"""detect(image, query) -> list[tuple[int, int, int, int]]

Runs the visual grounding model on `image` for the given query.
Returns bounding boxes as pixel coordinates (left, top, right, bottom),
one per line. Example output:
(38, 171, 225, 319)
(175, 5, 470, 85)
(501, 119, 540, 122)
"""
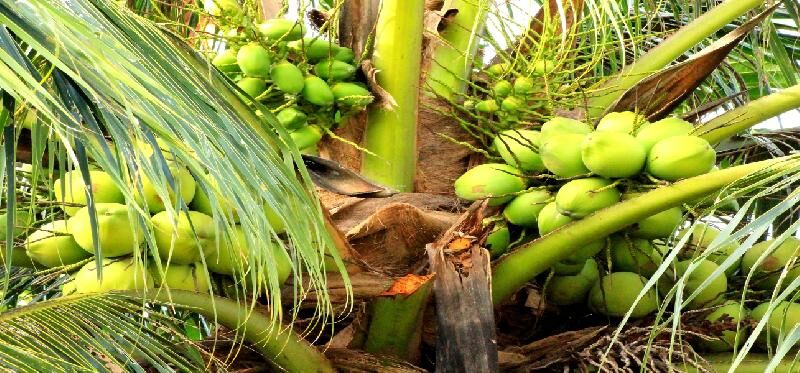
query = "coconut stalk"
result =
(360, 0, 424, 192)
(129, 290, 336, 372)
(587, 0, 764, 119)
(424, 0, 489, 100)
(695, 83, 800, 145)
(491, 157, 795, 304)
(363, 275, 434, 361)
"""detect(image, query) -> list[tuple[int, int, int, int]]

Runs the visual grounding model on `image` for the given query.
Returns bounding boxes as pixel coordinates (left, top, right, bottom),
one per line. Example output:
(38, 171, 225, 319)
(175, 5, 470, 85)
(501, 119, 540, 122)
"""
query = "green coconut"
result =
(68, 203, 144, 258)
(595, 111, 648, 134)
(647, 135, 715, 181)
(555, 178, 620, 218)
(331, 82, 373, 107)
(54, 170, 125, 216)
(513, 77, 535, 95)
(492, 129, 545, 172)
(206, 0, 242, 21)
(537, 201, 573, 235)
(287, 38, 340, 62)
(588, 272, 659, 318)
(751, 302, 800, 349)
(540, 133, 590, 177)
(634, 117, 694, 153)
(290, 126, 323, 150)
(503, 189, 551, 227)
(673, 259, 727, 310)
(493, 80, 513, 97)
(276, 107, 308, 130)
(270, 61, 306, 94)
(151, 262, 211, 293)
(73, 257, 153, 294)
(236, 44, 271, 78)
(454, 163, 527, 206)
(237, 77, 267, 98)
(540, 117, 592, 143)
(486, 63, 508, 77)
(630, 208, 683, 239)
(0, 209, 34, 241)
(700, 301, 749, 352)
(530, 60, 555, 75)
(302, 76, 335, 106)
(475, 99, 499, 113)
(206, 226, 291, 285)
(609, 236, 662, 277)
(500, 97, 523, 113)
(334, 47, 355, 63)
(581, 131, 646, 178)
(211, 48, 240, 74)
(485, 222, 511, 258)
(257, 19, 303, 41)
(546, 258, 600, 306)
(313, 59, 356, 81)
(679, 223, 740, 276)
(134, 164, 196, 213)
(190, 178, 238, 223)
(741, 238, 800, 290)
(151, 211, 216, 265)
(26, 220, 92, 268)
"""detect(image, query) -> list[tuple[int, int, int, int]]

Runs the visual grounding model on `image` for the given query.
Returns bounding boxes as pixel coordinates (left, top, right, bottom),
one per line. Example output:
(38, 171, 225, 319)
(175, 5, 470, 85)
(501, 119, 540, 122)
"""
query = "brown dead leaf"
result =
(604, 5, 779, 121)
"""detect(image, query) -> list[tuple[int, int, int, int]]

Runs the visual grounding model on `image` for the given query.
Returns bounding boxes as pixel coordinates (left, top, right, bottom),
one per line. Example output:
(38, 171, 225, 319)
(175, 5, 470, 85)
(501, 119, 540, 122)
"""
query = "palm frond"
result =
(0, 0, 349, 327)
(0, 292, 213, 371)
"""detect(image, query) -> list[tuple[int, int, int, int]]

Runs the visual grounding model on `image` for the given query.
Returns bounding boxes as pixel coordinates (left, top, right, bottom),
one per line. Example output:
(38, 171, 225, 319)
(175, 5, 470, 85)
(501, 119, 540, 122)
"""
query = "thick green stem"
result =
(425, 0, 488, 100)
(361, 0, 424, 192)
(364, 277, 433, 360)
(696, 83, 800, 144)
(587, 0, 764, 118)
(491, 158, 791, 304)
(136, 290, 335, 373)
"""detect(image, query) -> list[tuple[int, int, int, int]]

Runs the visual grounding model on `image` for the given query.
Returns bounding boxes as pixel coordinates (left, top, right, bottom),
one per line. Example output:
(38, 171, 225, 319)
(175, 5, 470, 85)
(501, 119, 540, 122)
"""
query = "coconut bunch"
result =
(453, 111, 800, 353)
(462, 59, 557, 130)
(20, 151, 291, 296)
(209, 16, 374, 155)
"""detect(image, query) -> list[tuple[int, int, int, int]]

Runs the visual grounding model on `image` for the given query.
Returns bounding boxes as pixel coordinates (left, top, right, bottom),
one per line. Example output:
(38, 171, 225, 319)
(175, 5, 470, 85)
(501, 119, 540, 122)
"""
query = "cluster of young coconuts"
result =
(210, 17, 373, 154)
(454, 111, 800, 352)
(20, 147, 291, 295)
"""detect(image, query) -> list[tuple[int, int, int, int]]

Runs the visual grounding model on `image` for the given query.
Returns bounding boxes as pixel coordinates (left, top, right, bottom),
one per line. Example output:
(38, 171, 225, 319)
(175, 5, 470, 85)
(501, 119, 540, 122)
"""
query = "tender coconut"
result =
(699, 301, 749, 352)
(546, 259, 599, 306)
(581, 131, 646, 178)
(206, 226, 291, 285)
(537, 201, 573, 235)
(151, 211, 216, 265)
(492, 130, 546, 172)
(634, 117, 693, 153)
(741, 237, 800, 290)
(26, 219, 92, 268)
(540, 133, 590, 177)
(236, 43, 271, 78)
(646, 135, 715, 181)
(609, 236, 662, 277)
(678, 223, 740, 276)
(54, 170, 125, 216)
(134, 163, 196, 213)
(485, 223, 511, 258)
(623, 193, 683, 239)
(150, 262, 211, 293)
(454, 164, 527, 206)
(68, 203, 144, 258)
(74, 257, 153, 294)
(502, 189, 551, 227)
(751, 302, 800, 348)
(595, 111, 649, 134)
(555, 178, 620, 218)
(672, 259, 727, 310)
(588, 272, 659, 318)
(539, 117, 592, 144)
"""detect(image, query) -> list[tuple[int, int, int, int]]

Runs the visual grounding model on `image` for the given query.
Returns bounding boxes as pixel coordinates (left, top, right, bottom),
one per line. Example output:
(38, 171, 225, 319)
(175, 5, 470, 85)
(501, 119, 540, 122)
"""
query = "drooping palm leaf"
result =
(0, 0, 349, 329)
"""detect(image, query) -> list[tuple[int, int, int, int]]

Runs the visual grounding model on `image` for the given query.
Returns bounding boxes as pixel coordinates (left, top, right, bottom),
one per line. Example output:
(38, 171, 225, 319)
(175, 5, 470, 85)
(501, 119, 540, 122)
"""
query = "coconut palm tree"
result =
(1, 0, 800, 371)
